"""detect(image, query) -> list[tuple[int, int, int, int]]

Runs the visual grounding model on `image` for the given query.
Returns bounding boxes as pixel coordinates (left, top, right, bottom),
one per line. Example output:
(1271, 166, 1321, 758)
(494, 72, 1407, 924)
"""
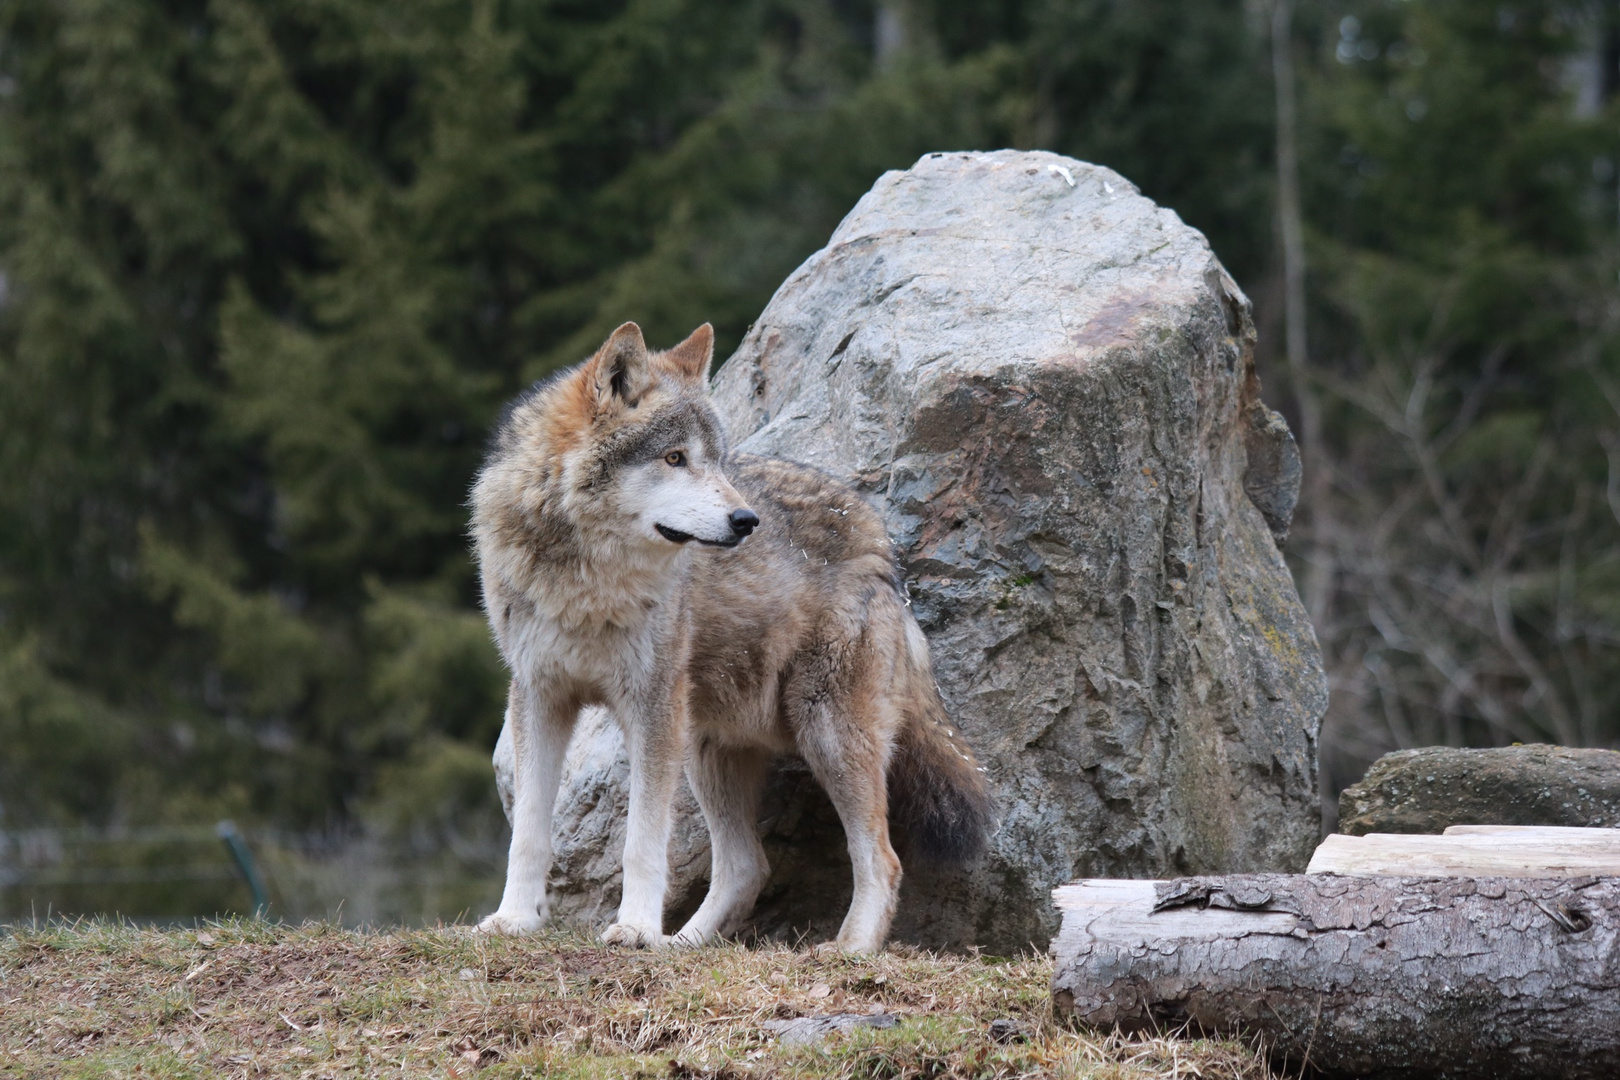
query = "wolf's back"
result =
(887, 621, 994, 863)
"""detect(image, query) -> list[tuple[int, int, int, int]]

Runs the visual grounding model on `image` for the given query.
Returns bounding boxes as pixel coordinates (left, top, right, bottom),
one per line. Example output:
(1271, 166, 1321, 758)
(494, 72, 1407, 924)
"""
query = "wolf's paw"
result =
(477, 910, 546, 936)
(600, 921, 666, 949)
(667, 925, 716, 949)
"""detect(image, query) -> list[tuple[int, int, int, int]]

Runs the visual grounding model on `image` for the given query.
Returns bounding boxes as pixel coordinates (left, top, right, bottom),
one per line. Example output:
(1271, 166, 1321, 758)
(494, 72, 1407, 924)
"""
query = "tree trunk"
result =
(1051, 875, 1620, 1079)
(1270, 0, 1332, 629)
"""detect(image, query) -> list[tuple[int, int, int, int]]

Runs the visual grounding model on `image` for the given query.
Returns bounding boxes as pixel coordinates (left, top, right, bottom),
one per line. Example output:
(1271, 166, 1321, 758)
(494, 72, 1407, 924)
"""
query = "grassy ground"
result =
(1, 920, 1272, 1079)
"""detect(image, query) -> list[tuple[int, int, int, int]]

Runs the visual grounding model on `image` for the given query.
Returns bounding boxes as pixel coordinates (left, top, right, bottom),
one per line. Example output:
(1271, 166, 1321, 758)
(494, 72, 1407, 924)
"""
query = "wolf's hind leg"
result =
(795, 693, 903, 953)
(671, 740, 772, 946)
(480, 681, 575, 936)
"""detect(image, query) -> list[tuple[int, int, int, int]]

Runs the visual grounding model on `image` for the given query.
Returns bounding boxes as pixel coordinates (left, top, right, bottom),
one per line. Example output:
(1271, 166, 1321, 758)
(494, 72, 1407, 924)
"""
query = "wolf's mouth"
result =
(656, 524, 741, 548)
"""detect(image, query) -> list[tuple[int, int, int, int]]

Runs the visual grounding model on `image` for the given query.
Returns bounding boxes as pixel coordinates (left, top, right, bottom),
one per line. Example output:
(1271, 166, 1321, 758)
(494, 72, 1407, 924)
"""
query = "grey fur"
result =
(583, 404, 725, 491)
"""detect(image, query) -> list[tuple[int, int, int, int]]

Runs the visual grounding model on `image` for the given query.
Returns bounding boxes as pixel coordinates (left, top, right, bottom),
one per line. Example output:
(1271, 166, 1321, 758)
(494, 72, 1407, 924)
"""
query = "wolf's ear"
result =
(590, 322, 651, 408)
(663, 323, 714, 382)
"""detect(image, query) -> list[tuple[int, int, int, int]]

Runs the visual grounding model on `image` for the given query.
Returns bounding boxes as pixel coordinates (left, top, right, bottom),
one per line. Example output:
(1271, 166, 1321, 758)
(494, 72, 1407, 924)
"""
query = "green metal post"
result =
(216, 820, 270, 918)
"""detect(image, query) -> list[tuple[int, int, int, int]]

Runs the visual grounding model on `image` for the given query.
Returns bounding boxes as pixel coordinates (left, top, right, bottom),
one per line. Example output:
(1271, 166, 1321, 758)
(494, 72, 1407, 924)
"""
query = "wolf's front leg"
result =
(480, 681, 575, 935)
(601, 695, 686, 948)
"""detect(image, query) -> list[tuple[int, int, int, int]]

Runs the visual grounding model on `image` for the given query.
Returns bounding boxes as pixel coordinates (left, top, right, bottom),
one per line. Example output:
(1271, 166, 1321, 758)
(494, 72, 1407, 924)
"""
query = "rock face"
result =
(1338, 745, 1620, 836)
(541, 150, 1326, 953)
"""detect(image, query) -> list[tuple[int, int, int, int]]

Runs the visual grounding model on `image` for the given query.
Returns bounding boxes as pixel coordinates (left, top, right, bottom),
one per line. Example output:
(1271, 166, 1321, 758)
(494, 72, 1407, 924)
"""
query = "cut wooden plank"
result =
(1443, 824, 1620, 838)
(1306, 829, 1620, 877)
(1051, 874, 1620, 1080)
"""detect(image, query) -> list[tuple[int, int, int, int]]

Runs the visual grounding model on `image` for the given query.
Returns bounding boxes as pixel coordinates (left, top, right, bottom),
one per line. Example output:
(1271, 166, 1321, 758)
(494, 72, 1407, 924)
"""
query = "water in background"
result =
(0, 823, 504, 927)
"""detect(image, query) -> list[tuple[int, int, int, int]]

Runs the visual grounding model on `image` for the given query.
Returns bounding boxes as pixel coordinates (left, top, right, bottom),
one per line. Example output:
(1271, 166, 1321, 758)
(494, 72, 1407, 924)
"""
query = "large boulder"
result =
(543, 150, 1326, 952)
(1338, 745, 1620, 835)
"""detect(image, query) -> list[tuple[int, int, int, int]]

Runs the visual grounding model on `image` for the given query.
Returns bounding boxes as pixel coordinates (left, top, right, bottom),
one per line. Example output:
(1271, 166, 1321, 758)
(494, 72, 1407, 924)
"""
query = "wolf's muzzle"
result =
(654, 510, 758, 548)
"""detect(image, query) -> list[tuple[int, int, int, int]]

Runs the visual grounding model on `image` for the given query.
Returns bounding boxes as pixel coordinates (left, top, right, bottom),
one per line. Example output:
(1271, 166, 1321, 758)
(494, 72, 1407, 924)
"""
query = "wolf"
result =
(471, 320, 991, 952)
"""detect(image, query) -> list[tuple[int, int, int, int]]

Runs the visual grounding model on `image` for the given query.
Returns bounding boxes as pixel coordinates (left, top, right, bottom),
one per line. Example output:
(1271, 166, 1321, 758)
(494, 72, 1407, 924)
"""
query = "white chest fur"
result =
(485, 539, 686, 704)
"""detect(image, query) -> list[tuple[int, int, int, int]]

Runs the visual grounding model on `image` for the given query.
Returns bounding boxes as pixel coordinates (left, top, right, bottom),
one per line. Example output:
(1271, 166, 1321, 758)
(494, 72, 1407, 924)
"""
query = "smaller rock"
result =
(988, 1018, 1029, 1044)
(1243, 402, 1303, 545)
(1339, 745, 1620, 835)
(762, 1013, 899, 1046)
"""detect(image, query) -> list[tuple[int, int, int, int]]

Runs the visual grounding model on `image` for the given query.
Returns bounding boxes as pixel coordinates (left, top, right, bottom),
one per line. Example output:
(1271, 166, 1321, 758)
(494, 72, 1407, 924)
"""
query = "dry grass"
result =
(0, 920, 1272, 1079)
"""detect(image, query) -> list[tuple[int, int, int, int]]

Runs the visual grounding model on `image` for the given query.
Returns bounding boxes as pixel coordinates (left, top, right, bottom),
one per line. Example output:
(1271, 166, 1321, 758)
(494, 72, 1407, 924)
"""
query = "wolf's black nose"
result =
(729, 508, 759, 537)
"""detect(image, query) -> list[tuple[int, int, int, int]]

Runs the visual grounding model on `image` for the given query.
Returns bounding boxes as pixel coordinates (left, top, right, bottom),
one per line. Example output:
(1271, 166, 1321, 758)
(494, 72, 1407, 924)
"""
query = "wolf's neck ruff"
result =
(495, 531, 686, 632)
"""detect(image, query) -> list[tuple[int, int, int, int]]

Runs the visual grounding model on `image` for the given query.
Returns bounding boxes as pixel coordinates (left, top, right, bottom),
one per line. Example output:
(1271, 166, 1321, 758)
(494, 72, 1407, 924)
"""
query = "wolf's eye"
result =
(664, 450, 687, 467)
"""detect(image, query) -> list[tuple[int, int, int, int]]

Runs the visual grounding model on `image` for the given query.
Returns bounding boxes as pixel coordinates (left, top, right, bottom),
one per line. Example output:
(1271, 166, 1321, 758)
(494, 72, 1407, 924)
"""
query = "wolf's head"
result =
(577, 322, 756, 549)
(478, 322, 756, 560)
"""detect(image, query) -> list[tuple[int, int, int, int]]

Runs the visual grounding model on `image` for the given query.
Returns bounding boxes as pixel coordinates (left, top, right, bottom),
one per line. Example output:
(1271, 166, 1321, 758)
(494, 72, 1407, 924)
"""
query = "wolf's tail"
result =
(887, 621, 994, 863)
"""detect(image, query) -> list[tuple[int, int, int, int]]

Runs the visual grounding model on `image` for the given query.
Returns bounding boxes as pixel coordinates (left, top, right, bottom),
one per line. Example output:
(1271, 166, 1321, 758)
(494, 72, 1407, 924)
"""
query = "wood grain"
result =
(1305, 828, 1620, 877)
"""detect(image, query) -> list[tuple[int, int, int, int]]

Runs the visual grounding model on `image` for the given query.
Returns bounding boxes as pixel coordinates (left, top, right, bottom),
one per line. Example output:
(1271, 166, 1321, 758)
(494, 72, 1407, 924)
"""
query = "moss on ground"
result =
(1, 920, 1270, 1079)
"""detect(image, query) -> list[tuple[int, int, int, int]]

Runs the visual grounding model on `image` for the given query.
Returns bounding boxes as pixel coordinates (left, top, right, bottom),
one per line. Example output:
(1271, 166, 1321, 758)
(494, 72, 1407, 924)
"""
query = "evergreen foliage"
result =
(2, 0, 1616, 915)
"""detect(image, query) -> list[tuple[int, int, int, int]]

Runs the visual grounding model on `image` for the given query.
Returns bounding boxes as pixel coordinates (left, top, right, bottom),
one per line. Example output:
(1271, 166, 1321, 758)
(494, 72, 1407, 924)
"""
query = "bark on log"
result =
(1051, 874, 1620, 1079)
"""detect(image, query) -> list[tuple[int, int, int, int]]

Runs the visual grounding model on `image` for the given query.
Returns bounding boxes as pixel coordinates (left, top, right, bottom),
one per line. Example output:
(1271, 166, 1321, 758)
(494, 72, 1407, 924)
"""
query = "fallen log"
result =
(1050, 874, 1620, 1079)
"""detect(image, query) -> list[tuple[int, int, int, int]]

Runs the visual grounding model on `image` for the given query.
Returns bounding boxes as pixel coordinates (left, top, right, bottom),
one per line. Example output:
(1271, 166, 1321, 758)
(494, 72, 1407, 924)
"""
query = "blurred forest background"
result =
(2, 0, 1618, 923)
